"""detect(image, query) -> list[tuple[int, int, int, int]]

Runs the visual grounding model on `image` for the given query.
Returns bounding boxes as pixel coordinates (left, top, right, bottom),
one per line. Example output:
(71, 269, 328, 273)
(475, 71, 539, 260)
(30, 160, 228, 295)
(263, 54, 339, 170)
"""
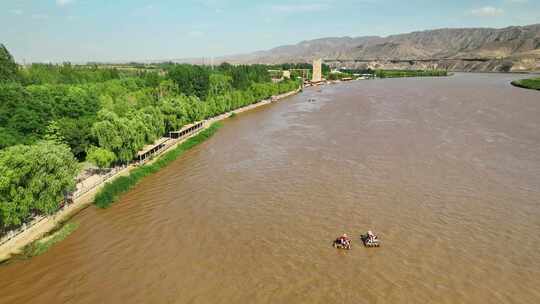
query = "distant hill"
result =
(215, 24, 540, 72)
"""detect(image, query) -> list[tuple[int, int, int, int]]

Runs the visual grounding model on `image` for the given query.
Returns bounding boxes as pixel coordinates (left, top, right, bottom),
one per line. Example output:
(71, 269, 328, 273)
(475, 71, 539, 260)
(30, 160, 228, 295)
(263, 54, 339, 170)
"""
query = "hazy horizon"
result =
(3, 0, 540, 63)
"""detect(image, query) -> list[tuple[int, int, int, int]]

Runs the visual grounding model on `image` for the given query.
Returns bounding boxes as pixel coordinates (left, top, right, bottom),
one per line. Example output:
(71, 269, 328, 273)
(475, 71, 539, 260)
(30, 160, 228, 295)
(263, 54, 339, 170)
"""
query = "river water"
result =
(1, 73, 539, 304)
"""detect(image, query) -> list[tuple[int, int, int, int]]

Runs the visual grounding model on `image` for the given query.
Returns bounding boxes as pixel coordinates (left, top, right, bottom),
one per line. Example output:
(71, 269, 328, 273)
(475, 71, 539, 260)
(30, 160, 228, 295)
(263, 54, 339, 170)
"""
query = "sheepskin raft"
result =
(360, 232, 380, 247)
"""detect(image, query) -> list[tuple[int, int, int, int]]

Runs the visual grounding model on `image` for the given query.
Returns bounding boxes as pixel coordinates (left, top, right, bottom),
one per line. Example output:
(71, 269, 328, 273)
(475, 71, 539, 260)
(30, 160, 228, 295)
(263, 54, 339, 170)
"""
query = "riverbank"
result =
(0, 87, 302, 262)
(511, 77, 540, 90)
(375, 69, 448, 78)
(94, 122, 223, 208)
(23, 222, 79, 258)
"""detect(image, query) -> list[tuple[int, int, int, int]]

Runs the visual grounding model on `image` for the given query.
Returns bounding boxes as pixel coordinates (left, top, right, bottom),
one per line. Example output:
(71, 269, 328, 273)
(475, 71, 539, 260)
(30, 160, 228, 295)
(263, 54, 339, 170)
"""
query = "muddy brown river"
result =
(1, 73, 540, 303)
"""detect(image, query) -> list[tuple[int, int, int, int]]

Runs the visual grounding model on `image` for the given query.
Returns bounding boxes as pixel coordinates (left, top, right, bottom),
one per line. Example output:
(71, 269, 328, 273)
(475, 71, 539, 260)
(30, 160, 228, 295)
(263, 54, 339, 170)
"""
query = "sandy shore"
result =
(0, 87, 301, 262)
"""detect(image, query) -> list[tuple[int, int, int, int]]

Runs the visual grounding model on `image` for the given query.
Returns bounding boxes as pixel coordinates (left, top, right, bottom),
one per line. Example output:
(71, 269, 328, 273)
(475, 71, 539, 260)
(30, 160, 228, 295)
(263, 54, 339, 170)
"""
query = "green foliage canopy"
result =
(19, 63, 121, 85)
(86, 146, 117, 169)
(375, 69, 448, 78)
(167, 64, 211, 99)
(0, 141, 79, 228)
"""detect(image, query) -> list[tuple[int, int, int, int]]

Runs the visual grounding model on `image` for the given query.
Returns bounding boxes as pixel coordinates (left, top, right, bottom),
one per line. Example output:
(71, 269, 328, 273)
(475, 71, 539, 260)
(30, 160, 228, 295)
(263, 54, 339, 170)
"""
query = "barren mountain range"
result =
(217, 24, 540, 72)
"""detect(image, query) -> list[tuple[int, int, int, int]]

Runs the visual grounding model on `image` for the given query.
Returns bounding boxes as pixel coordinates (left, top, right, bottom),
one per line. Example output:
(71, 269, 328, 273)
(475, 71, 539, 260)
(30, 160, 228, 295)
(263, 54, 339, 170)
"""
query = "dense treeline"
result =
(89, 74, 298, 165)
(327, 72, 354, 80)
(19, 63, 122, 85)
(339, 68, 375, 75)
(0, 82, 100, 150)
(0, 44, 300, 230)
(375, 69, 448, 78)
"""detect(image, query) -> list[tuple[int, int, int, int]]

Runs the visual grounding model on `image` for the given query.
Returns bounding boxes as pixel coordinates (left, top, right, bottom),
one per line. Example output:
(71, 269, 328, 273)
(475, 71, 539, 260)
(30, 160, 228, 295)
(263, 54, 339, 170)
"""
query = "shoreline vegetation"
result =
(95, 122, 222, 208)
(374, 69, 448, 78)
(22, 221, 78, 258)
(323, 68, 449, 81)
(511, 77, 540, 90)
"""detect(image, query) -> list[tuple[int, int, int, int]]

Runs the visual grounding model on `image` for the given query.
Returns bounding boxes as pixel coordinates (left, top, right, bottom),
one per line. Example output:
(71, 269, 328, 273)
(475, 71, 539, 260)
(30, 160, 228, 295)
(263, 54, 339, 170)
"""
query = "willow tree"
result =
(91, 110, 136, 163)
(0, 141, 79, 228)
(159, 97, 189, 133)
(86, 146, 116, 169)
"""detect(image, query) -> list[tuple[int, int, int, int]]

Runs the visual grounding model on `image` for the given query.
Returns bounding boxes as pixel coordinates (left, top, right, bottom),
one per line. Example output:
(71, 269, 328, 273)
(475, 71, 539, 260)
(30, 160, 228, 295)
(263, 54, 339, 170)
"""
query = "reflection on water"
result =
(1, 73, 539, 304)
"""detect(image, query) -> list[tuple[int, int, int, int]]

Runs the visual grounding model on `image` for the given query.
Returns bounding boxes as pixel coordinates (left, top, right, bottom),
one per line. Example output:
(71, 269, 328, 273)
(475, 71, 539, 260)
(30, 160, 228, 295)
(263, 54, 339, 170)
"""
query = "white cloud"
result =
(270, 3, 331, 13)
(469, 6, 504, 17)
(56, 0, 74, 7)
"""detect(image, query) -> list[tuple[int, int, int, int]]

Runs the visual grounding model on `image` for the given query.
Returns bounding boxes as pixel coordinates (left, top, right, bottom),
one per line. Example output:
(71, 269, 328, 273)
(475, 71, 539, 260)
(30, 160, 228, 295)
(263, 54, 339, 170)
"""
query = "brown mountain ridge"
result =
(219, 24, 540, 72)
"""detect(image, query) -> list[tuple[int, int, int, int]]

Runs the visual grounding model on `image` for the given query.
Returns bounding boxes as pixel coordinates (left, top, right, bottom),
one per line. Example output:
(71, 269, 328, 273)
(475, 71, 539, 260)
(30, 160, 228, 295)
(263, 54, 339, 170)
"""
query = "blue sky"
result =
(2, 0, 539, 63)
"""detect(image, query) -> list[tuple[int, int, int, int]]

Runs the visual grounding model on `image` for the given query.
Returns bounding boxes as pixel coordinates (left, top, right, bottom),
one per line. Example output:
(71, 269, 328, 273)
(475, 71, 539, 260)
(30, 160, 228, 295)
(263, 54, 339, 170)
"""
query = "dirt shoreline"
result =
(0, 87, 302, 262)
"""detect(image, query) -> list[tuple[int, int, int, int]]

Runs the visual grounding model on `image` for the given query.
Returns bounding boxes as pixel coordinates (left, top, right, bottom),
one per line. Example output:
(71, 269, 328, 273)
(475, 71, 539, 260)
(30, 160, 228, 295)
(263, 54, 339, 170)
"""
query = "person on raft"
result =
(337, 233, 350, 246)
(367, 230, 378, 242)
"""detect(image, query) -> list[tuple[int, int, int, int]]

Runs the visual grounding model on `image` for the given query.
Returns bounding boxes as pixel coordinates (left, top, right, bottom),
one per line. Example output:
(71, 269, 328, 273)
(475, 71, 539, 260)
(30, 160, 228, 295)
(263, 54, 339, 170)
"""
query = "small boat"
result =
(332, 234, 351, 250)
(332, 239, 351, 250)
(360, 231, 380, 247)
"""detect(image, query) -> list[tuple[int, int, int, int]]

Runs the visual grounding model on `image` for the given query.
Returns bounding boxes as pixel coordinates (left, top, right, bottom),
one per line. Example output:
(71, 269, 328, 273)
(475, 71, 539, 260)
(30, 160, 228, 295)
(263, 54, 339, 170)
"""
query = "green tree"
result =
(91, 110, 152, 163)
(0, 44, 19, 83)
(208, 73, 232, 97)
(44, 121, 66, 143)
(184, 95, 206, 122)
(167, 64, 210, 99)
(18, 62, 121, 85)
(56, 117, 96, 160)
(160, 96, 189, 132)
(86, 146, 116, 169)
(0, 141, 79, 228)
(158, 79, 177, 99)
(91, 110, 134, 163)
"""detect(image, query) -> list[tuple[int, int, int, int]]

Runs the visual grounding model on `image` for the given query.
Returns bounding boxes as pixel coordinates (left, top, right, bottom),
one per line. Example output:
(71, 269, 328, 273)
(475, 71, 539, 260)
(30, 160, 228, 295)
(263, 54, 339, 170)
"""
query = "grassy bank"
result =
(511, 77, 540, 90)
(94, 122, 223, 208)
(22, 222, 79, 257)
(375, 69, 448, 78)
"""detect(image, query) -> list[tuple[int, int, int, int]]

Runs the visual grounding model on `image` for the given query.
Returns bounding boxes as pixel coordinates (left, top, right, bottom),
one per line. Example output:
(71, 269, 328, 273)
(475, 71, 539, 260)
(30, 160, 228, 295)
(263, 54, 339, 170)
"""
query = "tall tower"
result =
(312, 58, 322, 82)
